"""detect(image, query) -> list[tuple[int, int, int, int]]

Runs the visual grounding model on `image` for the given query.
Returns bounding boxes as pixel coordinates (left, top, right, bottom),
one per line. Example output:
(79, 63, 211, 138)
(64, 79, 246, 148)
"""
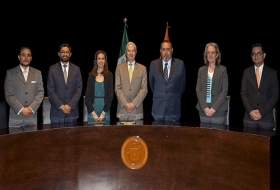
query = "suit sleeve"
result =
(259, 70, 279, 116)
(132, 67, 148, 108)
(47, 66, 63, 110)
(4, 70, 24, 113)
(180, 62, 186, 97)
(148, 62, 154, 94)
(67, 67, 83, 110)
(211, 67, 228, 111)
(115, 65, 128, 108)
(29, 70, 44, 112)
(196, 67, 208, 110)
(103, 72, 114, 112)
(240, 69, 253, 113)
(85, 73, 95, 113)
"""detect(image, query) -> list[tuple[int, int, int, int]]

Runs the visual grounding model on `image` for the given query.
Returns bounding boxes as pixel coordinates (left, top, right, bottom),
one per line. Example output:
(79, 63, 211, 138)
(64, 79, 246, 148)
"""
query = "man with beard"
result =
(4, 47, 44, 133)
(47, 43, 82, 127)
(149, 40, 186, 124)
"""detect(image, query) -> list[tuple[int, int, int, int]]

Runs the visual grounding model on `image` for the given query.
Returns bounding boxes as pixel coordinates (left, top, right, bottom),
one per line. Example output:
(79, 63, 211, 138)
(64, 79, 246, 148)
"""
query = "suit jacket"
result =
(241, 64, 279, 122)
(149, 58, 186, 121)
(85, 71, 114, 113)
(196, 64, 228, 113)
(47, 62, 82, 119)
(4, 66, 44, 126)
(115, 62, 148, 120)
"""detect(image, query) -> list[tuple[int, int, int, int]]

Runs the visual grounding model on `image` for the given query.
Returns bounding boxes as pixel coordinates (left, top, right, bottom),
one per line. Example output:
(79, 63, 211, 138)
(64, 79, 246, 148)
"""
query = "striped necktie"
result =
(164, 63, 168, 81)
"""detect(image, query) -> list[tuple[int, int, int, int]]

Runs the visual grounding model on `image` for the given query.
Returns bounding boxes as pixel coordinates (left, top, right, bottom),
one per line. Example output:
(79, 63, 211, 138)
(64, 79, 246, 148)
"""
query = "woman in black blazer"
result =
(195, 42, 228, 128)
(85, 50, 114, 124)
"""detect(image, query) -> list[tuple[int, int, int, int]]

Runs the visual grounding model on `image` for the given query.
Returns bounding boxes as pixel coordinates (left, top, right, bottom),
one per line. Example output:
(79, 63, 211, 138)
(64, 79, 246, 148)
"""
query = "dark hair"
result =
(251, 43, 264, 52)
(160, 40, 173, 49)
(19, 47, 32, 55)
(59, 43, 71, 52)
(91, 50, 109, 77)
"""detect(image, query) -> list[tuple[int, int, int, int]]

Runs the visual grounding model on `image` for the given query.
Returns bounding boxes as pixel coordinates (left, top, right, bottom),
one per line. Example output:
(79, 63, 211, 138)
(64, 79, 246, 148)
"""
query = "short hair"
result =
(160, 40, 173, 49)
(251, 43, 265, 52)
(126, 42, 137, 52)
(19, 47, 32, 55)
(91, 50, 109, 77)
(203, 42, 221, 65)
(59, 43, 71, 52)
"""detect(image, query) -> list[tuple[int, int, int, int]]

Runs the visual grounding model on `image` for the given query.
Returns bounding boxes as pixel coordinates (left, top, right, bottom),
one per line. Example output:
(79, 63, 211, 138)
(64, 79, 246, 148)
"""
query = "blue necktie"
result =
(164, 63, 168, 81)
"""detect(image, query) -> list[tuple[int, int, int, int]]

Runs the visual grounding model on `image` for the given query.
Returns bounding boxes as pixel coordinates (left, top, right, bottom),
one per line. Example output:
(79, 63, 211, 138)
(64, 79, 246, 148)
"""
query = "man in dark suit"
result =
(4, 47, 44, 133)
(149, 40, 186, 123)
(47, 43, 82, 127)
(241, 43, 279, 136)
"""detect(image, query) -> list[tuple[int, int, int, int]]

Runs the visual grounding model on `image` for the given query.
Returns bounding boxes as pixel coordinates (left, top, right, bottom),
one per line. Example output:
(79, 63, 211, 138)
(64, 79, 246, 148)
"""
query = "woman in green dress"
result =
(85, 50, 114, 125)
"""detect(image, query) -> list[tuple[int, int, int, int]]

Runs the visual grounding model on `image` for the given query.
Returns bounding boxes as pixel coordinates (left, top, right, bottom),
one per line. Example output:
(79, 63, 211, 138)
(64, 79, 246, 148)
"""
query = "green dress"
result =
(87, 81, 110, 124)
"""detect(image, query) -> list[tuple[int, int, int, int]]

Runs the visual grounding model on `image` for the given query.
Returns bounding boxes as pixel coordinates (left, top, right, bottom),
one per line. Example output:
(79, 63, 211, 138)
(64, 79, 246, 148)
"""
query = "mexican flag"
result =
(117, 21, 129, 65)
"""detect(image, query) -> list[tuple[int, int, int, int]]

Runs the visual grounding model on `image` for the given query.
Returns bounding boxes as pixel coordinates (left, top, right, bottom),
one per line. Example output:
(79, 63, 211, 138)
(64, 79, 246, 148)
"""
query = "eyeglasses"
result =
(59, 51, 70, 55)
(251, 52, 264, 57)
(161, 48, 172, 52)
(206, 51, 217, 56)
(20, 53, 32, 58)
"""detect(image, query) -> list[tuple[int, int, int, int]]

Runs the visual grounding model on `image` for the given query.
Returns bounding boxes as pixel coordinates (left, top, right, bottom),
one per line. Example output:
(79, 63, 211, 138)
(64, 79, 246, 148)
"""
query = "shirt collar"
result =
(61, 62, 69, 67)
(127, 60, 135, 66)
(19, 65, 29, 72)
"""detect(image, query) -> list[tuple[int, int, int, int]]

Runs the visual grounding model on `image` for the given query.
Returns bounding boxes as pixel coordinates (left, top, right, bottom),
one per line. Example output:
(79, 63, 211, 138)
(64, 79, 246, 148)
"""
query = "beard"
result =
(60, 56, 70, 62)
(20, 61, 30, 67)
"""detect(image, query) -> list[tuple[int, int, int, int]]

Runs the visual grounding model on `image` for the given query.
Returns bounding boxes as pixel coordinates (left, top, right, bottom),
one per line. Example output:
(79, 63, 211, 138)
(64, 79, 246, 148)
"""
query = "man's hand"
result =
(60, 105, 71, 114)
(91, 111, 99, 121)
(22, 107, 32, 117)
(125, 103, 135, 113)
(250, 110, 262, 120)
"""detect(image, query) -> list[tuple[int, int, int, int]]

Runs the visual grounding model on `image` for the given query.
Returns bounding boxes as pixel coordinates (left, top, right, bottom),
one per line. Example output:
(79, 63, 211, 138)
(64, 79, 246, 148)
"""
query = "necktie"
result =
(129, 64, 133, 82)
(63, 65, 68, 84)
(23, 69, 27, 82)
(164, 63, 168, 81)
(256, 67, 260, 88)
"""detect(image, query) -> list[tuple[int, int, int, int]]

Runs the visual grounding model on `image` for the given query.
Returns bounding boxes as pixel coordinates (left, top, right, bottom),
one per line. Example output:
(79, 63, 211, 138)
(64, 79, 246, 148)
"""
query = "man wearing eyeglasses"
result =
(47, 43, 82, 127)
(241, 43, 279, 136)
(149, 40, 186, 124)
(4, 47, 44, 133)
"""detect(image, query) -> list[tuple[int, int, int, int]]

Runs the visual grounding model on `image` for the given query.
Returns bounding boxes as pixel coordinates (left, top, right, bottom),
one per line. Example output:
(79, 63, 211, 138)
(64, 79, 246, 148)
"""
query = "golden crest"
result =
(121, 136, 148, 169)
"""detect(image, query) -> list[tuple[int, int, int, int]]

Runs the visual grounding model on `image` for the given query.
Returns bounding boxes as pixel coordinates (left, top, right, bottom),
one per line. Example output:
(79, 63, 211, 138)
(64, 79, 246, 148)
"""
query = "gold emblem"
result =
(121, 136, 148, 169)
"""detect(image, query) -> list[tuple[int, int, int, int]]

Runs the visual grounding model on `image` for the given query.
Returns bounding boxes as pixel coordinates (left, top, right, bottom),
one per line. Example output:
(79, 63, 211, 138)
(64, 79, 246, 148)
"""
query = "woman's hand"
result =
(92, 111, 99, 121)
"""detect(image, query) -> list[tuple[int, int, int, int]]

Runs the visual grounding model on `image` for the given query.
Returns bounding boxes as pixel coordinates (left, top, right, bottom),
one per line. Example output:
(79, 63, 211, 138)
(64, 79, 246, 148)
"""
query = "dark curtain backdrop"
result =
(2, 2, 279, 126)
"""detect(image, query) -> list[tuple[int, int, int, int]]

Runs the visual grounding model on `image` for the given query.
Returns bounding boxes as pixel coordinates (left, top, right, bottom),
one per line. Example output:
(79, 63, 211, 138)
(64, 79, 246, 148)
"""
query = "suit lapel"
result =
(212, 65, 219, 84)
(16, 66, 26, 83)
(158, 59, 165, 80)
(169, 58, 175, 80)
(56, 62, 66, 85)
(249, 66, 259, 89)
(122, 62, 130, 84)
(130, 63, 138, 85)
(259, 64, 268, 89)
(27, 67, 34, 83)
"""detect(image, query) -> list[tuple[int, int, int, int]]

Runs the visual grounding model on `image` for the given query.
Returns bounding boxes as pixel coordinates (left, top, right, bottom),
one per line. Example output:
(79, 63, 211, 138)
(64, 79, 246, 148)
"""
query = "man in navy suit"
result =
(47, 43, 82, 127)
(149, 40, 186, 123)
(241, 43, 279, 136)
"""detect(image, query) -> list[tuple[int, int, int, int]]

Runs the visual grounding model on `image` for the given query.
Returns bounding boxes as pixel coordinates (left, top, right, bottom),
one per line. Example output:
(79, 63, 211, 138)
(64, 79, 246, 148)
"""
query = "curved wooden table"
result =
(0, 125, 276, 189)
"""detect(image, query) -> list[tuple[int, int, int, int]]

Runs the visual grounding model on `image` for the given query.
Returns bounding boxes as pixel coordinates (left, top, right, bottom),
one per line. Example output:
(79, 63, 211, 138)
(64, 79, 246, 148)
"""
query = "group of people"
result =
(4, 41, 279, 136)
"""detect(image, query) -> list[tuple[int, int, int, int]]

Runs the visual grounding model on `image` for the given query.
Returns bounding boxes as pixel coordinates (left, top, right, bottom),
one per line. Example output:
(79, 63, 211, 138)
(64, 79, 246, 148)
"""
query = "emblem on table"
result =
(121, 136, 148, 169)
